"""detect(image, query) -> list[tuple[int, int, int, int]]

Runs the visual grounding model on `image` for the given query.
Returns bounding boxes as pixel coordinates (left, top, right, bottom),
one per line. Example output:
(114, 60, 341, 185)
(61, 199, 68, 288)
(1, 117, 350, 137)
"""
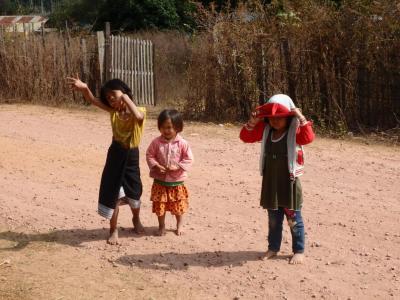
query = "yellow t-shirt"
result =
(110, 107, 146, 149)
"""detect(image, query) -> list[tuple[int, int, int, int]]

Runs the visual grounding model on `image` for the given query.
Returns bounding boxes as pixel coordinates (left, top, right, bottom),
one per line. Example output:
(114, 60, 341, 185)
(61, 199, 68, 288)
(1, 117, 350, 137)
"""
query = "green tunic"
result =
(260, 130, 303, 210)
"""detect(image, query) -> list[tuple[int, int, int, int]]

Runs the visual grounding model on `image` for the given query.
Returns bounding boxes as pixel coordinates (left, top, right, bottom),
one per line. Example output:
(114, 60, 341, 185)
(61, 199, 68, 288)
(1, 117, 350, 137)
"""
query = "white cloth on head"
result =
(267, 94, 296, 110)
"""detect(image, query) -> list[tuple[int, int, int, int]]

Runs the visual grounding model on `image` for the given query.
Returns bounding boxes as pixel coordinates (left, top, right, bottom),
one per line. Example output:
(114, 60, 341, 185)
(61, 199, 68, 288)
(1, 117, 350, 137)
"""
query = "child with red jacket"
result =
(240, 94, 314, 264)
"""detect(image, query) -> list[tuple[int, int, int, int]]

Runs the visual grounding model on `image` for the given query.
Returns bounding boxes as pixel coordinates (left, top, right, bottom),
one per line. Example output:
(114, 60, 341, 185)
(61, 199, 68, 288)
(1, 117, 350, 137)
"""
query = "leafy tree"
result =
(48, 0, 196, 32)
(0, 0, 29, 14)
(48, 0, 104, 28)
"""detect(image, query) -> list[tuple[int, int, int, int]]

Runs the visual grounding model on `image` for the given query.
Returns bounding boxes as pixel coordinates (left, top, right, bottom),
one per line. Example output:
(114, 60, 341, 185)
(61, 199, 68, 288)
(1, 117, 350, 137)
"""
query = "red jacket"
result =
(240, 121, 314, 145)
(240, 120, 315, 178)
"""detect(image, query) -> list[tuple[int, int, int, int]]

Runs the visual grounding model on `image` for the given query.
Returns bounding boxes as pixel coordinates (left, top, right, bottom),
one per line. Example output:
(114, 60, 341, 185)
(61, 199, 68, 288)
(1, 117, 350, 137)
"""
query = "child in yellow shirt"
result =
(67, 75, 146, 245)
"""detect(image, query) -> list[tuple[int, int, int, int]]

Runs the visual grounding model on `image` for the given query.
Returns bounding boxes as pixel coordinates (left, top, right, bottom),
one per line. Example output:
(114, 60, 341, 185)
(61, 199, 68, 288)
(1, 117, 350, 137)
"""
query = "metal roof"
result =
(0, 16, 48, 25)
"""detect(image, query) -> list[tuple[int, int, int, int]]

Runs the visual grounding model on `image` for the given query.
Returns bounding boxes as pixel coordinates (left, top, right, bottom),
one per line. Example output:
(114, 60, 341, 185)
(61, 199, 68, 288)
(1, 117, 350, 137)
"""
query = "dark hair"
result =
(266, 116, 294, 129)
(100, 79, 133, 107)
(158, 109, 183, 132)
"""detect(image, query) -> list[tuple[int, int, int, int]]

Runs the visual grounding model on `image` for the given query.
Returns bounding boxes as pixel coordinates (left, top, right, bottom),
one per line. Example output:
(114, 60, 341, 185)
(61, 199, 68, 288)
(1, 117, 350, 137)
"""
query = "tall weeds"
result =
(0, 30, 189, 108)
(184, 0, 400, 131)
(0, 0, 399, 132)
(0, 32, 99, 105)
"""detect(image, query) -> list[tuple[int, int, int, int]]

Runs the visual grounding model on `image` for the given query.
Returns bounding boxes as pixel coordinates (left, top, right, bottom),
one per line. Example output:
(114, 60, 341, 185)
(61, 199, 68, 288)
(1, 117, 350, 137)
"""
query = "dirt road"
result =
(0, 104, 399, 299)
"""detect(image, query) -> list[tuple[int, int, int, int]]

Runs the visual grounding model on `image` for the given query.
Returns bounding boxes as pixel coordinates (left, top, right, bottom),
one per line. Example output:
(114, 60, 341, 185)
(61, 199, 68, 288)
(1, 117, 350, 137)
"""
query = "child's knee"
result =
(287, 218, 297, 229)
(268, 217, 279, 229)
(288, 216, 304, 235)
(129, 199, 141, 209)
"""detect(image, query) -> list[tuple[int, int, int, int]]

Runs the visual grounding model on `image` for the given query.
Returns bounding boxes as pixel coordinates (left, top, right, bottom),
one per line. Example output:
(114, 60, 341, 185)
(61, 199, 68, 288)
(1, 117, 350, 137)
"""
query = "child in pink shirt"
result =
(146, 109, 194, 236)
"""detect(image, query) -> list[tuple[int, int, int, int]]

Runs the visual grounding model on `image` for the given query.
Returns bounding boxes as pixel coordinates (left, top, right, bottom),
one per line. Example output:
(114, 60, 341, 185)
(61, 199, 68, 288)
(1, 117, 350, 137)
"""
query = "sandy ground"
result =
(0, 104, 399, 300)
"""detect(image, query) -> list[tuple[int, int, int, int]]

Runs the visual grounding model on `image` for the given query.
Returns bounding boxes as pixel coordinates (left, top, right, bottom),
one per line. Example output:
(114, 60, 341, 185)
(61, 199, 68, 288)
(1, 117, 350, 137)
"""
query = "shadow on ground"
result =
(0, 226, 155, 251)
(115, 250, 268, 270)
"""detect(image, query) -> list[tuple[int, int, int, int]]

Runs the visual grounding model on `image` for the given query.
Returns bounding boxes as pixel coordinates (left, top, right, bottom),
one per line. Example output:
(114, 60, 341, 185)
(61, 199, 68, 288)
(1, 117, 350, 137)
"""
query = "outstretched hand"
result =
(66, 74, 87, 91)
(248, 111, 262, 127)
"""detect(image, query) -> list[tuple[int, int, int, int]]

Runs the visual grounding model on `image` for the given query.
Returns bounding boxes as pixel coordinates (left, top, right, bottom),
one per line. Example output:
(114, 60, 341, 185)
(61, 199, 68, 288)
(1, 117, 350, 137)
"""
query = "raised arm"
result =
(292, 108, 315, 145)
(240, 112, 265, 143)
(67, 75, 111, 112)
(121, 94, 144, 122)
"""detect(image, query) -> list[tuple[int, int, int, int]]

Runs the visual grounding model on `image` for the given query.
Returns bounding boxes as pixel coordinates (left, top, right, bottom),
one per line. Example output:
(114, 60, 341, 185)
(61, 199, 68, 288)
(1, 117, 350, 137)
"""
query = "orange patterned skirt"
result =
(150, 182, 189, 216)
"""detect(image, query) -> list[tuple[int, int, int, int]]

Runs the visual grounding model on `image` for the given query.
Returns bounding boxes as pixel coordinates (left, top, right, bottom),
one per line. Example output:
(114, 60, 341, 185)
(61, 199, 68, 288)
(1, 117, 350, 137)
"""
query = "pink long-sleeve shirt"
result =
(146, 134, 194, 183)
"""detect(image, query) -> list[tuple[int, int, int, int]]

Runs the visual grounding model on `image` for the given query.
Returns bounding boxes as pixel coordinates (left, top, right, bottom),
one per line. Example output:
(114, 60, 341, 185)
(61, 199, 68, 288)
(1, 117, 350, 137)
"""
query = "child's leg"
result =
(123, 148, 144, 234)
(175, 214, 184, 236)
(284, 208, 305, 264)
(150, 183, 167, 236)
(157, 213, 166, 236)
(266, 208, 285, 258)
(119, 183, 145, 234)
(171, 189, 188, 236)
(128, 198, 145, 234)
(131, 207, 145, 234)
(108, 201, 120, 245)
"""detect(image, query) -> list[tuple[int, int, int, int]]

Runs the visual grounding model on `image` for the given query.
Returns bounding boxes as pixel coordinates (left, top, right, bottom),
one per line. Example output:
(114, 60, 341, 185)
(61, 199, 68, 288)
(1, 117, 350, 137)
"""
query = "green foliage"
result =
(0, 0, 14, 14)
(0, 0, 57, 15)
(48, 0, 197, 32)
(0, 0, 30, 14)
(37, 0, 371, 31)
(48, 0, 104, 28)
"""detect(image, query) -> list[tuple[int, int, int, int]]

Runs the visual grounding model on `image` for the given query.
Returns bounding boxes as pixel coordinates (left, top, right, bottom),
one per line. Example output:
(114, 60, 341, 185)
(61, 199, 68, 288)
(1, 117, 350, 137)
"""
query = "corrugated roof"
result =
(0, 16, 48, 25)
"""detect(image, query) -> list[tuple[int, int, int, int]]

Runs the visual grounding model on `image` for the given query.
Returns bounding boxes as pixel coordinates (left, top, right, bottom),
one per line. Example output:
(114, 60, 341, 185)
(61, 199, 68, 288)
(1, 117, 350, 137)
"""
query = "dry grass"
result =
(0, 32, 99, 106)
(184, 0, 400, 132)
(127, 31, 191, 107)
(0, 30, 188, 108)
(0, 0, 399, 132)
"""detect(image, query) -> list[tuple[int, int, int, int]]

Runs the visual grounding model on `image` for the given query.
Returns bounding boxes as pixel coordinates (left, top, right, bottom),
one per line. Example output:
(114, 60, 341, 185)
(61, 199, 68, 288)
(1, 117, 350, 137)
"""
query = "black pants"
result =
(98, 141, 142, 218)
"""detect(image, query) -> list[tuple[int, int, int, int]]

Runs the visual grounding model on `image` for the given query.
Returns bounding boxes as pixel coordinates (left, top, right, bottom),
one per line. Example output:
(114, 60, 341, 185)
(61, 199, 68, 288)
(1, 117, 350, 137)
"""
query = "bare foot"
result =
(157, 225, 166, 236)
(175, 227, 184, 236)
(289, 253, 304, 265)
(175, 215, 183, 236)
(263, 250, 277, 260)
(107, 228, 120, 245)
(132, 216, 145, 234)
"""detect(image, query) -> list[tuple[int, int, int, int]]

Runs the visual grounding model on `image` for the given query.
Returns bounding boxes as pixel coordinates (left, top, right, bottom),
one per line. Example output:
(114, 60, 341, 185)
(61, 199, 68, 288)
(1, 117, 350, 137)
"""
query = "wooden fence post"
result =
(100, 29, 155, 105)
(104, 22, 111, 82)
(134, 39, 139, 102)
(41, 22, 45, 46)
(63, 30, 76, 102)
(80, 38, 88, 82)
(97, 31, 105, 83)
(151, 41, 156, 106)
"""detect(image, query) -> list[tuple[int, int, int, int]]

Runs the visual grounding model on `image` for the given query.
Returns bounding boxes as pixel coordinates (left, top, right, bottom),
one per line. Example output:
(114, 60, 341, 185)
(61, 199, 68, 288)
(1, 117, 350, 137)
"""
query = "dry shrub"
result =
(0, 32, 99, 106)
(1, 0, 399, 133)
(127, 30, 191, 107)
(184, 0, 400, 132)
(0, 30, 189, 109)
